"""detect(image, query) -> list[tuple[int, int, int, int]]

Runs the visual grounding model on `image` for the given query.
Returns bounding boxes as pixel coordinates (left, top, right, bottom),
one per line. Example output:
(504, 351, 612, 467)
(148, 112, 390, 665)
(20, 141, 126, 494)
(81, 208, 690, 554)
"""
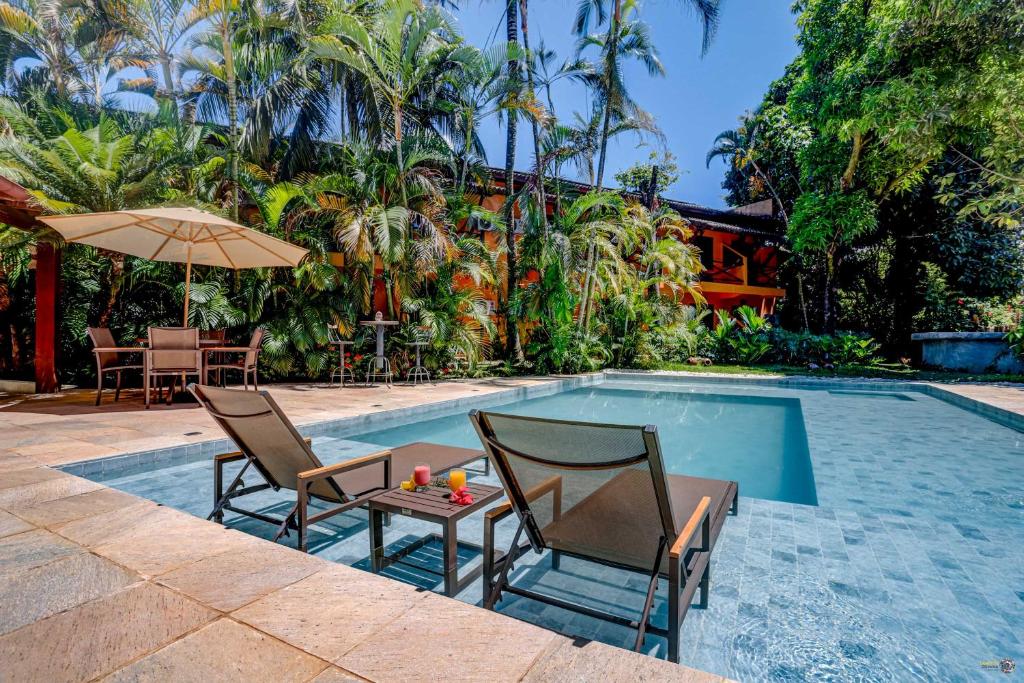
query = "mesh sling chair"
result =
(470, 410, 738, 663)
(189, 384, 392, 552)
(203, 328, 265, 390)
(145, 326, 202, 408)
(87, 327, 143, 406)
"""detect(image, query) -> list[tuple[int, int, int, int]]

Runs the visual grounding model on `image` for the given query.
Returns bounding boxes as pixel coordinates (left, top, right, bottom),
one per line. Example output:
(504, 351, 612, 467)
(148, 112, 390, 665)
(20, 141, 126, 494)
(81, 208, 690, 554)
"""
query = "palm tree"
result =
(187, 0, 240, 218)
(444, 42, 523, 193)
(706, 110, 791, 224)
(128, 0, 193, 97)
(180, 11, 332, 176)
(309, 0, 459, 206)
(573, 0, 719, 327)
(501, 0, 523, 362)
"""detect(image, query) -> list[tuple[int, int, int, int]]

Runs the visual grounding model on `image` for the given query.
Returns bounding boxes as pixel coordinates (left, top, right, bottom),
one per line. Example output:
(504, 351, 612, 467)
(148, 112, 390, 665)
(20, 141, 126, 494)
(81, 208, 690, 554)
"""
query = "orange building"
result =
(477, 170, 787, 322)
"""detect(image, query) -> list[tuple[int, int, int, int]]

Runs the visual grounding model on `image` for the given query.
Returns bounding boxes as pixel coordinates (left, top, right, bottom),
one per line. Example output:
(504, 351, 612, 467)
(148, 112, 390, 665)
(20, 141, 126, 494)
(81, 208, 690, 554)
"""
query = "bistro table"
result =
(369, 482, 503, 597)
(359, 318, 399, 386)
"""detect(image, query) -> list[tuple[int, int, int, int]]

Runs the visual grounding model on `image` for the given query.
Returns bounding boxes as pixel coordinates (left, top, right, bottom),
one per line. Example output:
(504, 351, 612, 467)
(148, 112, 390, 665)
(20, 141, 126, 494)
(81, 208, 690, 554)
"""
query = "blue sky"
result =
(451, 0, 800, 208)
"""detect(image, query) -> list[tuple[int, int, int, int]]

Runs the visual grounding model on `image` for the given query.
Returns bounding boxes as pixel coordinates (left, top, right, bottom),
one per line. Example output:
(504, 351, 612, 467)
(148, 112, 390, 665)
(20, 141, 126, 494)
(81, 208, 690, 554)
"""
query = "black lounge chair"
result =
(191, 384, 487, 551)
(469, 410, 738, 663)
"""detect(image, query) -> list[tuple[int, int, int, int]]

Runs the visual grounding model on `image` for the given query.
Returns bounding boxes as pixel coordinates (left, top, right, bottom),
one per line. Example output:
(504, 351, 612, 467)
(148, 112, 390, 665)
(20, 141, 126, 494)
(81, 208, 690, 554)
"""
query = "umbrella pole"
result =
(183, 244, 192, 327)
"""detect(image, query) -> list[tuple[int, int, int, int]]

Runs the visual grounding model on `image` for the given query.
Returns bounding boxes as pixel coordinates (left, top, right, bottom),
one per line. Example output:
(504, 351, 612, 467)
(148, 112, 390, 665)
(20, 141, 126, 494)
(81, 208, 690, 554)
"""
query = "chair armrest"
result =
(670, 496, 711, 559)
(214, 438, 311, 464)
(484, 474, 561, 522)
(203, 346, 253, 353)
(297, 449, 391, 482)
(93, 347, 145, 353)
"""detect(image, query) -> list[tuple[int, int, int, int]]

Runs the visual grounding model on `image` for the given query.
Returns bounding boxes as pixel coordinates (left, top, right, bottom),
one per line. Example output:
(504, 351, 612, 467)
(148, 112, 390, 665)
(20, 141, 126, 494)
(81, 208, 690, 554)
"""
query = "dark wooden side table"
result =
(369, 482, 504, 597)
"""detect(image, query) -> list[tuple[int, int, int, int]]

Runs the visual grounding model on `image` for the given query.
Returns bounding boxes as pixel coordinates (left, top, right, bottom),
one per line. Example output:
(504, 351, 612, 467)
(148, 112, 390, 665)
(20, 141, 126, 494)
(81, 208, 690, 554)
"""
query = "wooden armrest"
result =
(204, 346, 252, 352)
(670, 496, 711, 559)
(214, 450, 246, 463)
(485, 501, 515, 521)
(297, 449, 391, 481)
(214, 438, 310, 464)
(484, 474, 561, 522)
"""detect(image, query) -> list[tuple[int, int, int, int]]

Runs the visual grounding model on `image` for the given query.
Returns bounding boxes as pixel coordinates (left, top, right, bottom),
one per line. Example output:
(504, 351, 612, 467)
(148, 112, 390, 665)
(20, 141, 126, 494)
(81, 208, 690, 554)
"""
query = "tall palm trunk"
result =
(520, 0, 546, 232)
(503, 0, 523, 362)
(579, 0, 622, 330)
(160, 54, 176, 97)
(221, 8, 239, 221)
(394, 103, 408, 206)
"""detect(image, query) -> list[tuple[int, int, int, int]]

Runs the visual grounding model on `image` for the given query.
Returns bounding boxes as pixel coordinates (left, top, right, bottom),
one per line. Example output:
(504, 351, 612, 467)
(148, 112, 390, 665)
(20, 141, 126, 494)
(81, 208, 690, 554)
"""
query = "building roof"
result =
(486, 168, 786, 241)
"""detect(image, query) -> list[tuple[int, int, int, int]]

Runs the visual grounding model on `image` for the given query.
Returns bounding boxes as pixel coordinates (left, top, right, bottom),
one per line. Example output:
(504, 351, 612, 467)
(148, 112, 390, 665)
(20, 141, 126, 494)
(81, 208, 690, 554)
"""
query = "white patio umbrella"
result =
(39, 207, 308, 325)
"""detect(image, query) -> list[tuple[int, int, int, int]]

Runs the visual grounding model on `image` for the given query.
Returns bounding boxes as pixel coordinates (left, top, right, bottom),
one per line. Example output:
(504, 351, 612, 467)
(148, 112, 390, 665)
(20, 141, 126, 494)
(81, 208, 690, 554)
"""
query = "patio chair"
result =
(190, 384, 489, 552)
(145, 327, 202, 408)
(87, 327, 143, 406)
(203, 328, 265, 390)
(469, 410, 739, 663)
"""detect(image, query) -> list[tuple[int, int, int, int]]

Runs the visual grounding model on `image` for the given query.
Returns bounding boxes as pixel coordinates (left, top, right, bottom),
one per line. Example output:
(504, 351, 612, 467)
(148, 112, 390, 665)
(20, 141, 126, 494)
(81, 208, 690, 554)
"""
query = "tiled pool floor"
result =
(90, 379, 1024, 681)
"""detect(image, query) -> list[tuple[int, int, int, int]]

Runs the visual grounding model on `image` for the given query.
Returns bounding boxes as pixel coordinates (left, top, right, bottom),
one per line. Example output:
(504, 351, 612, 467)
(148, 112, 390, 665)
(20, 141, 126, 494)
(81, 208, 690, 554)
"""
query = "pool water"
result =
(355, 386, 817, 505)
(84, 377, 1024, 681)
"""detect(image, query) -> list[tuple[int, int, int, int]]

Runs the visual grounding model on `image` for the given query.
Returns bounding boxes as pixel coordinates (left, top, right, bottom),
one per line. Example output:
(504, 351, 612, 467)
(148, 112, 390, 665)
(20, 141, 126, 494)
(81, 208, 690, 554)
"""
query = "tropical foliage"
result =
(708, 0, 1024, 352)
(0, 0, 726, 383)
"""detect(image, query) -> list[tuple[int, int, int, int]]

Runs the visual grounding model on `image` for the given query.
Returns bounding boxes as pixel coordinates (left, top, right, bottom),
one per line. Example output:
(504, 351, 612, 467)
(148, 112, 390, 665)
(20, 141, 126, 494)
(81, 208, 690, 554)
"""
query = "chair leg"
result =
(297, 482, 308, 552)
(634, 537, 667, 653)
(551, 550, 561, 570)
(698, 562, 710, 609)
(253, 367, 258, 391)
(144, 370, 150, 409)
(95, 372, 104, 406)
(668, 555, 682, 663)
(114, 370, 122, 402)
(485, 512, 530, 609)
(208, 457, 253, 523)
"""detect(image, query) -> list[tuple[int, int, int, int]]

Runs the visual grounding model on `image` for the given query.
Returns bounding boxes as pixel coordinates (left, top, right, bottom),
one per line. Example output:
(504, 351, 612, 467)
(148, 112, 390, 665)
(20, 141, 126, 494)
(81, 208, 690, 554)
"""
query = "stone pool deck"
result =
(0, 377, 724, 682)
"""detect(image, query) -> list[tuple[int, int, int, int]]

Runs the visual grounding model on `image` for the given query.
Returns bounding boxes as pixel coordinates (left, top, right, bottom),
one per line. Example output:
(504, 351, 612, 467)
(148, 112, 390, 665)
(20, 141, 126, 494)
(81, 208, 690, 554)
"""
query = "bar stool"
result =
(407, 341, 431, 385)
(327, 324, 354, 387)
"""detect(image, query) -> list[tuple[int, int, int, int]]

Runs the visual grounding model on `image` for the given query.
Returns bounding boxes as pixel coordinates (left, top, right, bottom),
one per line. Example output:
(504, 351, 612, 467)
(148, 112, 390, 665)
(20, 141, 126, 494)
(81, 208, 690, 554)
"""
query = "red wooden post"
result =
(34, 243, 60, 393)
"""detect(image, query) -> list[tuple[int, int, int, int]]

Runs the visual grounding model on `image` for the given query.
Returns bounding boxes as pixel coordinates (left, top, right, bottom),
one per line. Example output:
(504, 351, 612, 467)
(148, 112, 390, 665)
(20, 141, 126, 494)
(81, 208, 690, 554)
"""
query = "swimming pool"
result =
(82, 375, 1024, 681)
(354, 385, 817, 505)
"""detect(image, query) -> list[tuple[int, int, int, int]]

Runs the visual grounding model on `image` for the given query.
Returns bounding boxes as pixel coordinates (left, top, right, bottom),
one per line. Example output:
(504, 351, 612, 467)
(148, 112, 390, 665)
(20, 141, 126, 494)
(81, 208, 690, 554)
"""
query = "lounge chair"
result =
(469, 410, 738, 663)
(190, 384, 488, 551)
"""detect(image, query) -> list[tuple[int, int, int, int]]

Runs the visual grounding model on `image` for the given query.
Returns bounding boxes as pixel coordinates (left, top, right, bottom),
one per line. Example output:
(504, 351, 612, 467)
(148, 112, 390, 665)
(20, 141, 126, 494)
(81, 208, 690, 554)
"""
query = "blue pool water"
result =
(83, 377, 1024, 681)
(355, 386, 817, 505)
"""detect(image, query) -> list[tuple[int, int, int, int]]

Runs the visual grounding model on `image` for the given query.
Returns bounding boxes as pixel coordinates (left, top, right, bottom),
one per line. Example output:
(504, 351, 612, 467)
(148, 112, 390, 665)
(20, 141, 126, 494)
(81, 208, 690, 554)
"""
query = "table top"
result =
(369, 482, 503, 523)
(360, 319, 399, 326)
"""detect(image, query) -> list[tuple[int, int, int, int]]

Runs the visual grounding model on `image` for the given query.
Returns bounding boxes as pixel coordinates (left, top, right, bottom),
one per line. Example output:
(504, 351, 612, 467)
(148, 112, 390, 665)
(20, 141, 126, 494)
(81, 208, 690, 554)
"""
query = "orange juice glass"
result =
(448, 469, 467, 492)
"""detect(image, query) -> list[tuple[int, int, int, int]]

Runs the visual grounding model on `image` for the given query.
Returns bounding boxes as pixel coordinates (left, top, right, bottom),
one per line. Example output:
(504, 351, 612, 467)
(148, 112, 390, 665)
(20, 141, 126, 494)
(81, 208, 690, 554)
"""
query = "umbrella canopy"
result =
(39, 207, 308, 325)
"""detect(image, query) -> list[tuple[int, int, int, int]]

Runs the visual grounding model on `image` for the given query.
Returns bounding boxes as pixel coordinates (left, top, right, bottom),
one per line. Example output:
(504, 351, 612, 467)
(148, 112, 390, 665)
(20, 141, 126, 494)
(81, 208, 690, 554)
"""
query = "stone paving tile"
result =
(99, 618, 329, 682)
(0, 582, 216, 683)
(0, 472, 103, 508)
(0, 509, 33, 538)
(233, 563, 430, 662)
(0, 465, 67, 490)
(7, 487, 145, 528)
(89, 508, 259, 578)
(0, 551, 140, 635)
(157, 539, 327, 611)
(51, 500, 161, 547)
(0, 452, 42, 472)
(310, 666, 365, 682)
(522, 639, 728, 682)
(337, 593, 562, 682)
(0, 528, 83, 579)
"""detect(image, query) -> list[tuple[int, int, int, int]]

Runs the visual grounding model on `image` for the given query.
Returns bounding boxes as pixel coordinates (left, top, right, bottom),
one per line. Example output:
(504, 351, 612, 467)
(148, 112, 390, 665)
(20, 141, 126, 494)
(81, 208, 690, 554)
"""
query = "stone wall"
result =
(910, 331, 1024, 374)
